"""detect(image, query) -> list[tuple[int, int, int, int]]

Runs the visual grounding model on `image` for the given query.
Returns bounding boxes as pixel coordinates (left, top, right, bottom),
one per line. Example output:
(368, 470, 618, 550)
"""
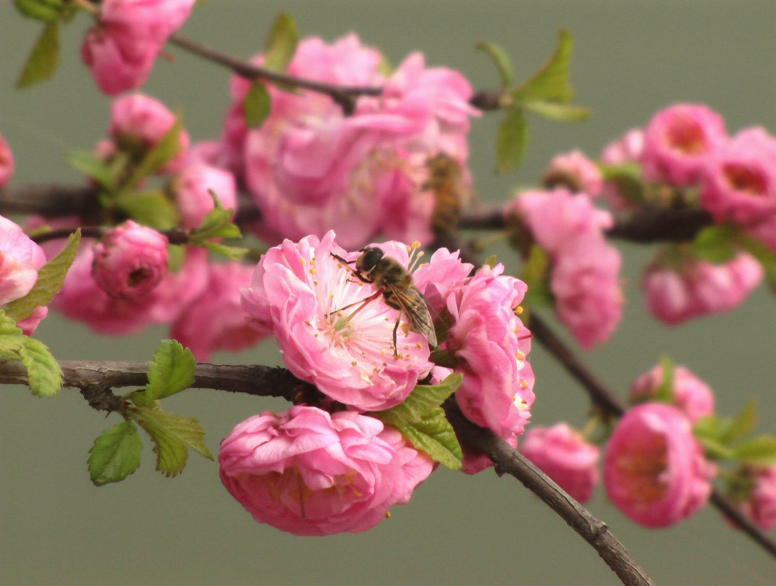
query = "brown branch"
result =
(0, 184, 100, 217)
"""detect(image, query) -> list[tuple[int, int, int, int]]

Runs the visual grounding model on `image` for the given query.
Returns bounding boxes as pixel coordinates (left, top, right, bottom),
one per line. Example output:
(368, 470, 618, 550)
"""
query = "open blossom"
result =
(0, 134, 14, 188)
(605, 403, 716, 528)
(641, 103, 728, 187)
(172, 262, 265, 361)
(520, 424, 600, 503)
(642, 249, 763, 325)
(92, 220, 169, 299)
(219, 405, 433, 535)
(630, 362, 715, 423)
(543, 150, 603, 197)
(82, 0, 196, 95)
(172, 163, 237, 230)
(229, 34, 477, 249)
(736, 466, 776, 530)
(241, 231, 434, 411)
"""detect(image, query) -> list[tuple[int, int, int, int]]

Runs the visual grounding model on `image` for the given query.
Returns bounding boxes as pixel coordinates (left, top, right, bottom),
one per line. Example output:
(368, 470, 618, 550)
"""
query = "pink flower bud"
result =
(219, 406, 433, 535)
(641, 103, 728, 187)
(630, 363, 715, 423)
(520, 424, 600, 503)
(172, 163, 237, 230)
(543, 150, 603, 197)
(736, 465, 776, 530)
(92, 221, 169, 299)
(604, 403, 716, 528)
(0, 134, 15, 188)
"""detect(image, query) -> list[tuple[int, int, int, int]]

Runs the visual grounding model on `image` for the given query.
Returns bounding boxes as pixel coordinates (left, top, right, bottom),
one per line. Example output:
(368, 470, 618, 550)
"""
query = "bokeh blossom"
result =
(629, 362, 715, 423)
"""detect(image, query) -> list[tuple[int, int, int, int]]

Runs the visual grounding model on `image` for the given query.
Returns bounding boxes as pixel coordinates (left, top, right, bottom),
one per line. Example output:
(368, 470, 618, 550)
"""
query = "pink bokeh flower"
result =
(543, 150, 603, 197)
(642, 250, 763, 325)
(172, 163, 237, 230)
(641, 103, 728, 187)
(604, 403, 716, 528)
(92, 220, 169, 299)
(219, 405, 433, 535)
(82, 0, 196, 95)
(520, 423, 600, 503)
(0, 134, 14, 188)
(600, 128, 645, 211)
(629, 362, 715, 423)
(172, 262, 265, 361)
(736, 465, 776, 530)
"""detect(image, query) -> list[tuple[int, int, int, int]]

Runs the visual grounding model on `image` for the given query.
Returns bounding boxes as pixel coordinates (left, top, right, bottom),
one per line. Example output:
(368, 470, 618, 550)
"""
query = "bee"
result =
(424, 153, 470, 238)
(331, 247, 437, 357)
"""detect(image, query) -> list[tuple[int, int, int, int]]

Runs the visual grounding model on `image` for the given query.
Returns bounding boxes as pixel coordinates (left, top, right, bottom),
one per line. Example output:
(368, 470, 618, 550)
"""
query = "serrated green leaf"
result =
(4, 228, 81, 323)
(19, 337, 62, 396)
(720, 399, 758, 444)
(496, 107, 527, 173)
(394, 409, 463, 470)
(200, 241, 250, 260)
(144, 339, 196, 402)
(653, 355, 675, 403)
(88, 420, 143, 486)
(243, 82, 272, 128)
(731, 435, 776, 466)
(379, 374, 463, 427)
(16, 22, 60, 88)
(691, 224, 739, 264)
(264, 12, 299, 72)
(0, 311, 23, 337)
(476, 41, 514, 88)
(115, 191, 179, 230)
(13, 0, 64, 23)
(523, 100, 590, 122)
(515, 28, 574, 102)
(123, 115, 183, 189)
(66, 151, 116, 191)
(131, 406, 213, 477)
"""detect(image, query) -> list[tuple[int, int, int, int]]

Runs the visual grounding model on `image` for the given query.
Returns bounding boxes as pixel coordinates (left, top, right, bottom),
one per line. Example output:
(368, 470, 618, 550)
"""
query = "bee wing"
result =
(390, 284, 438, 348)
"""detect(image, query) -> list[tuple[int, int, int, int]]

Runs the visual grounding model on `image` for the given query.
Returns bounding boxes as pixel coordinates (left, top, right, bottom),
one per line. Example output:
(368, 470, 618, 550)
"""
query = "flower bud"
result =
(0, 134, 15, 188)
(630, 362, 715, 423)
(172, 163, 237, 230)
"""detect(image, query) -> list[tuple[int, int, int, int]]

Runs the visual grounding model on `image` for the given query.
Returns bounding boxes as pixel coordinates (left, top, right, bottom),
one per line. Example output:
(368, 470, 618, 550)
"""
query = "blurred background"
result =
(1, 1, 775, 584)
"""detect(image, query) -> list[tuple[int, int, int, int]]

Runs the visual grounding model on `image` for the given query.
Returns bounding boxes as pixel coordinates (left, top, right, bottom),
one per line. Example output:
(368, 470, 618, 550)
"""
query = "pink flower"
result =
(0, 134, 14, 188)
(543, 150, 603, 197)
(737, 466, 776, 530)
(520, 423, 600, 503)
(604, 403, 716, 528)
(233, 35, 476, 249)
(172, 163, 237, 230)
(641, 103, 728, 187)
(642, 250, 763, 325)
(630, 363, 715, 423)
(109, 93, 190, 172)
(699, 127, 776, 225)
(82, 0, 195, 95)
(241, 232, 434, 411)
(600, 128, 645, 211)
(172, 262, 265, 361)
(743, 213, 776, 253)
(219, 405, 433, 535)
(92, 220, 169, 299)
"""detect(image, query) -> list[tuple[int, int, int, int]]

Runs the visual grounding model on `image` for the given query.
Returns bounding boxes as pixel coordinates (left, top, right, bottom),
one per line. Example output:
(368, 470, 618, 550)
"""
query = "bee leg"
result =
(392, 318, 400, 358)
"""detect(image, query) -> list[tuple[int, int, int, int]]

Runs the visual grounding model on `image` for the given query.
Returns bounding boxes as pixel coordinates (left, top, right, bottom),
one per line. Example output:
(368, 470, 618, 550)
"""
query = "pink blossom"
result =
(699, 126, 776, 225)
(600, 128, 645, 211)
(82, 0, 195, 95)
(737, 466, 776, 530)
(0, 134, 14, 188)
(219, 405, 433, 535)
(743, 213, 776, 253)
(641, 103, 728, 187)
(172, 262, 265, 361)
(17, 306, 49, 336)
(630, 363, 715, 423)
(543, 150, 603, 197)
(172, 163, 237, 230)
(520, 423, 600, 503)
(604, 403, 716, 528)
(642, 250, 763, 325)
(109, 93, 190, 172)
(92, 220, 169, 299)
(241, 232, 434, 411)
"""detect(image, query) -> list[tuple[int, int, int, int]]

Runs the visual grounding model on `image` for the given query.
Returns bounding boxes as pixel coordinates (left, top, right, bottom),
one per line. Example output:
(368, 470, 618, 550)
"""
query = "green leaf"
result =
(720, 399, 758, 444)
(520, 244, 553, 308)
(696, 434, 735, 461)
(496, 107, 527, 173)
(514, 28, 574, 102)
(264, 11, 299, 72)
(66, 151, 116, 191)
(379, 374, 463, 425)
(393, 409, 463, 470)
(144, 339, 196, 402)
(16, 22, 60, 88)
(4, 228, 81, 323)
(123, 115, 183, 189)
(88, 420, 143, 486)
(115, 191, 179, 230)
(131, 406, 213, 477)
(731, 435, 776, 466)
(692, 224, 738, 264)
(19, 337, 62, 397)
(243, 82, 272, 128)
(13, 0, 64, 23)
(201, 241, 250, 260)
(653, 355, 675, 403)
(0, 313, 26, 354)
(598, 162, 645, 205)
(167, 243, 186, 273)
(189, 196, 242, 242)
(476, 41, 514, 88)
(523, 100, 590, 122)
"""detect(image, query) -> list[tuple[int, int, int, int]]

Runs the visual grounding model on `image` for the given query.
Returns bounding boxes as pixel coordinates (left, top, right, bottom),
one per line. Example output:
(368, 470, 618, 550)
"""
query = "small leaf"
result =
(167, 243, 186, 273)
(393, 409, 463, 470)
(496, 107, 527, 173)
(88, 420, 143, 486)
(731, 435, 776, 466)
(264, 11, 299, 72)
(523, 100, 590, 122)
(123, 115, 183, 189)
(520, 244, 553, 308)
(692, 224, 738, 264)
(720, 399, 758, 444)
(16, 22, 60, 88)
(19, 337, 62, 396)
(144, 339, 196, 402)
(13, 0, 64, 22)
(115, 191, 179, 230)
(696, 434, 735, 461)
(243, 82, 272, 128)
(201, 241, 250, 260)
(66, 151, 116, 191)
(189, 198, 241, 242)
(476, 41, 514, 88)
(514, 28, 574, 102)
(653, 355, 675, 403)
(598, 162, 645, 205)
(4, 228, 81, 323)
(379, 373, 463, 426)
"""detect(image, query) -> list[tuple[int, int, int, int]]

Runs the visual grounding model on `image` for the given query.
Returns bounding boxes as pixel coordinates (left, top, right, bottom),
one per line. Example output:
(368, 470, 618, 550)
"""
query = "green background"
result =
(2, 1, 775, 584)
